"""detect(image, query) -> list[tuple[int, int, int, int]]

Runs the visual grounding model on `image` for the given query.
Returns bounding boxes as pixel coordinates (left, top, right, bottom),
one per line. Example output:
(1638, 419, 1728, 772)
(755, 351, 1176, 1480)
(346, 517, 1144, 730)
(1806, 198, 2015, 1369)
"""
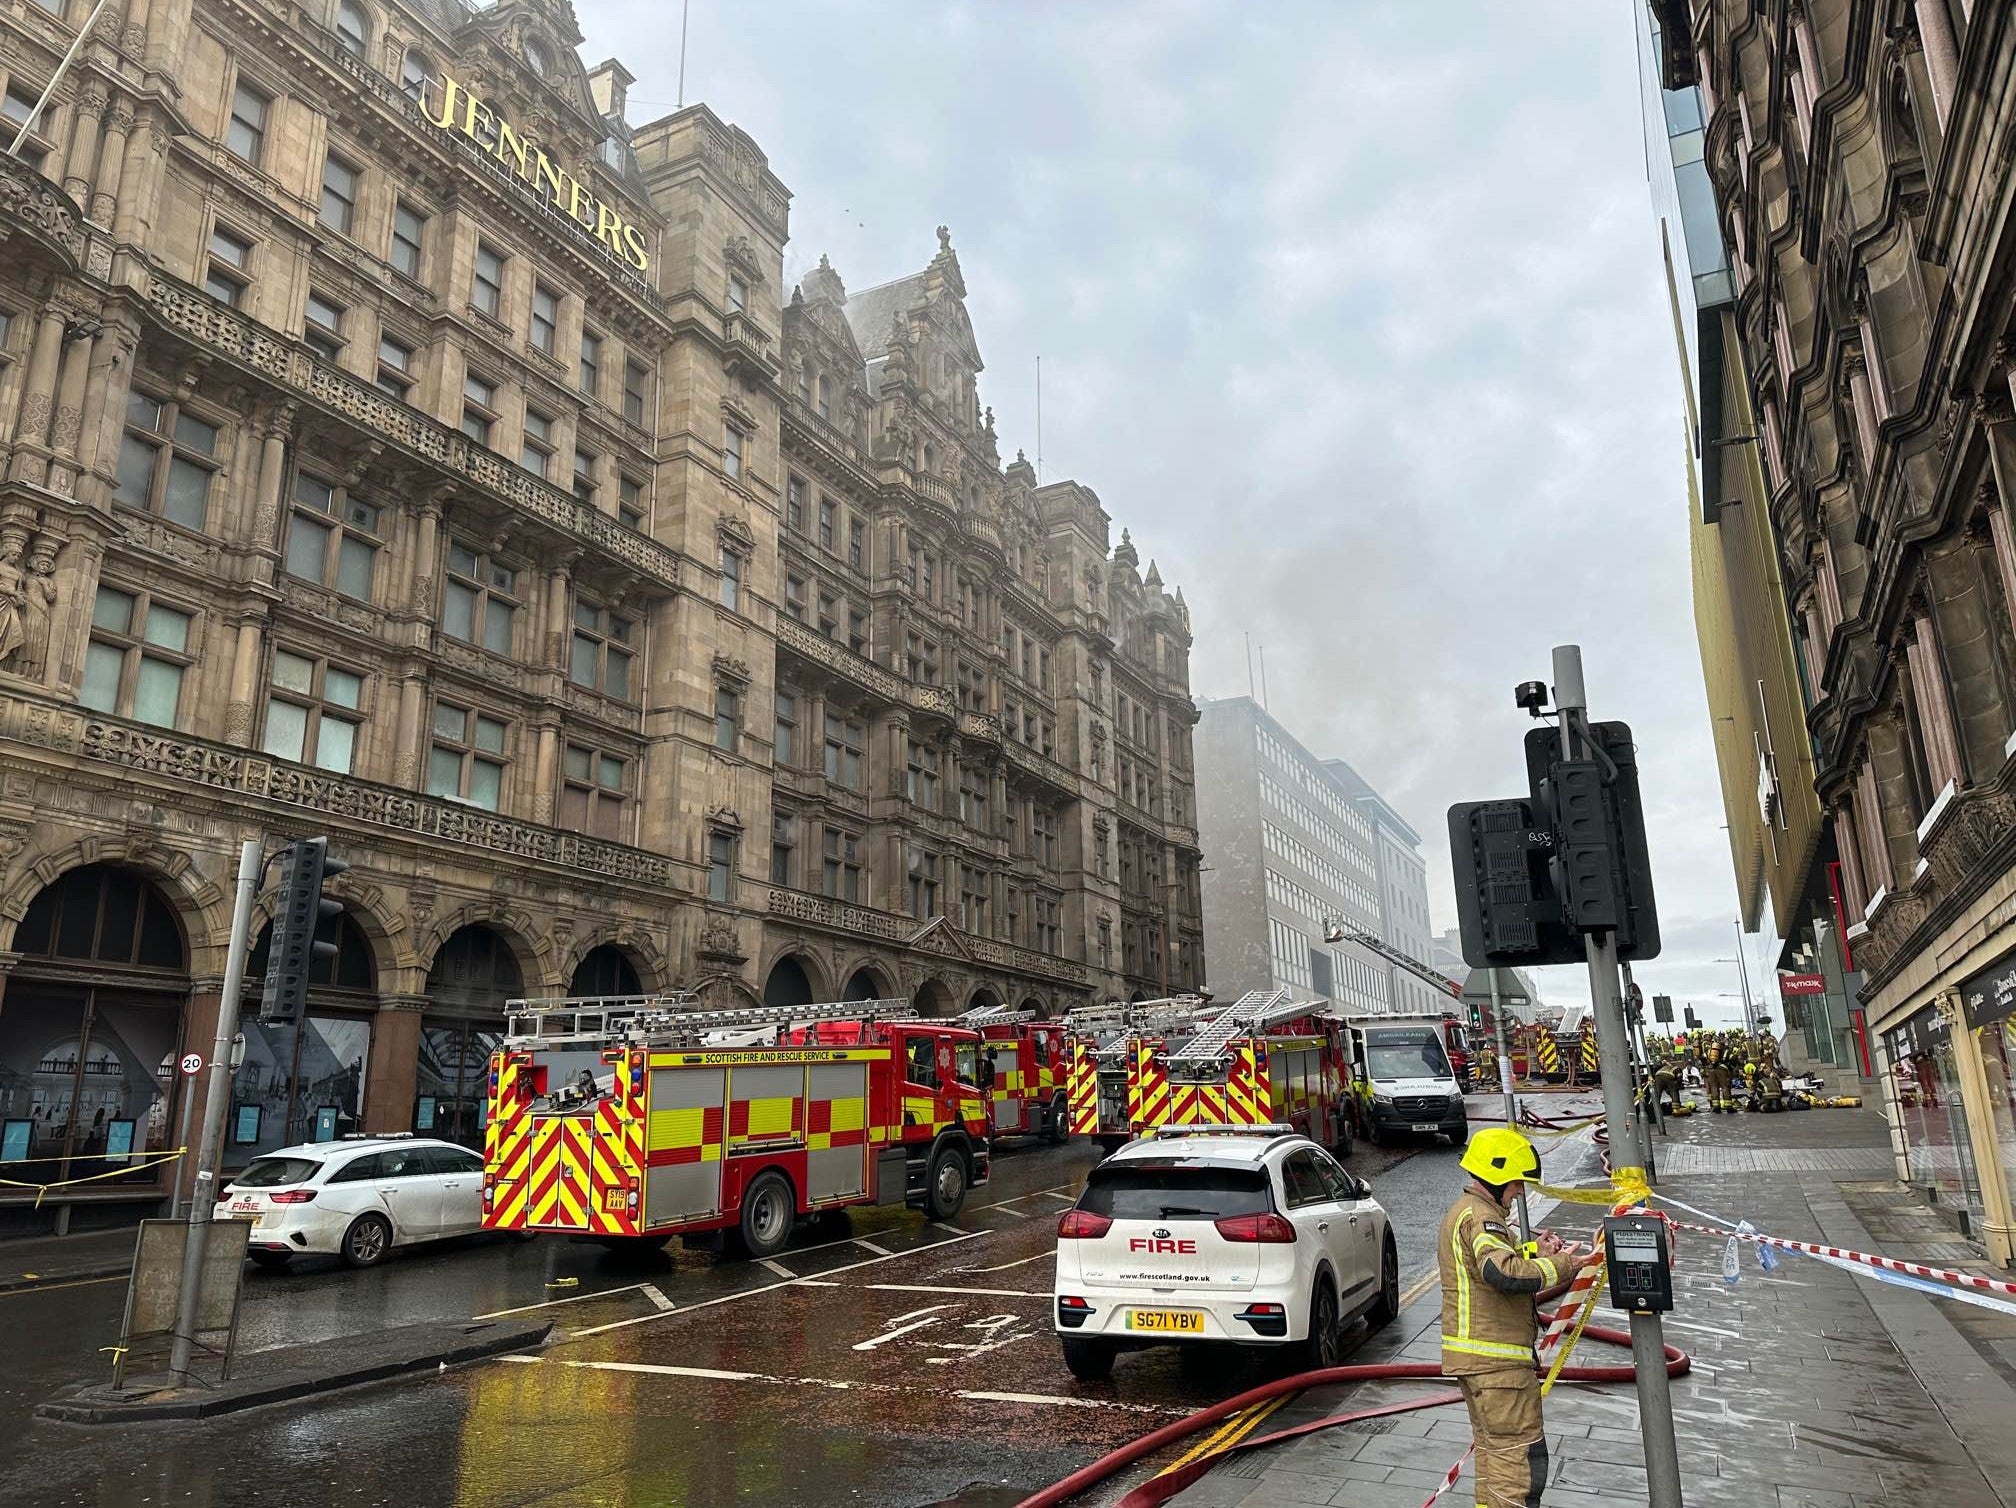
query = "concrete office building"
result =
(1195, 697, 1434, 1016)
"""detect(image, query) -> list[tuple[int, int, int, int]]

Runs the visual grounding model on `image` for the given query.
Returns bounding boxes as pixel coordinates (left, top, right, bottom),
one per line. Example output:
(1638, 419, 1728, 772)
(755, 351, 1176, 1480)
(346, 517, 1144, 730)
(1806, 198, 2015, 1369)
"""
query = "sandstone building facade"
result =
(1678, 0, 2016, 1265)
(0, 0, 1199, 1230)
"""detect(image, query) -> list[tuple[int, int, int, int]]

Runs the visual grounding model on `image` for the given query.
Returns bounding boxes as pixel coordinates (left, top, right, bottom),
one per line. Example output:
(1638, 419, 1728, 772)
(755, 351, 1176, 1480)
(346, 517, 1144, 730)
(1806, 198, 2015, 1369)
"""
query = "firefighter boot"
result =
(1459, 1371, 1547, 1508)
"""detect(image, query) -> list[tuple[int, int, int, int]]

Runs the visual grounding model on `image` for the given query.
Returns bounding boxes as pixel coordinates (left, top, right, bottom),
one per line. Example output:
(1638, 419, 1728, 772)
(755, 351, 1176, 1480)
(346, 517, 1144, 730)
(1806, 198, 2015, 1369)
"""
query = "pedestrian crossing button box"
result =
(1602, 1215, 1672, 1313)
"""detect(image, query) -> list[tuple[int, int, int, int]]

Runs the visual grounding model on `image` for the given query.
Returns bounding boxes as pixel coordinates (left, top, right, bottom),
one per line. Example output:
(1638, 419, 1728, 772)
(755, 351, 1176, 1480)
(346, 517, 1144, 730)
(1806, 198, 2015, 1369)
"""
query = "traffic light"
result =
(1684, 1005, 1700, 1029)
(258, 837, 348, 1026)
(1524, 721, 1661, 960)
(1447, 799, 1587, 969)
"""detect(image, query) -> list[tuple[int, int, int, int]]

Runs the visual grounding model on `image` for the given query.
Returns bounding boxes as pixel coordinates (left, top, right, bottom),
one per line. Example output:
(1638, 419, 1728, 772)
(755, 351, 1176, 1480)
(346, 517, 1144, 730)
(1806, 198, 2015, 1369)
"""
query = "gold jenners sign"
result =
(420, 72, 650, 274)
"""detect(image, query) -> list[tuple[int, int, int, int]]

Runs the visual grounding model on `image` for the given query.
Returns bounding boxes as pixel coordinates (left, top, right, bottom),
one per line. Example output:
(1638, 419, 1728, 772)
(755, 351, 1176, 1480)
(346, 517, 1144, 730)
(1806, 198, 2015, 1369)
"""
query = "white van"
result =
(1346, 1015, 1468, 1145)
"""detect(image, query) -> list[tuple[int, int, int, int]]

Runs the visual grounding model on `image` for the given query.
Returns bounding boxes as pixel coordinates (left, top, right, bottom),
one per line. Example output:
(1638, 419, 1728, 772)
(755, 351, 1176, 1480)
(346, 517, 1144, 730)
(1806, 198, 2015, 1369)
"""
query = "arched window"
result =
(334, 0, 369, 58)
(524, 37, 551, 77)
(15, 864, 186, 971)
(400, 49, 434, 100)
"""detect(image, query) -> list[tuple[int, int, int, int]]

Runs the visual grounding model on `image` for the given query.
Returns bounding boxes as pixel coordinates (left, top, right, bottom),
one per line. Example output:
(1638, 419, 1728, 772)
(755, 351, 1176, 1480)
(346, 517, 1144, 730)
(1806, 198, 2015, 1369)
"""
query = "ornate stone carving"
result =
(696, 913, 746, 964)
(0, 690, 675, 885)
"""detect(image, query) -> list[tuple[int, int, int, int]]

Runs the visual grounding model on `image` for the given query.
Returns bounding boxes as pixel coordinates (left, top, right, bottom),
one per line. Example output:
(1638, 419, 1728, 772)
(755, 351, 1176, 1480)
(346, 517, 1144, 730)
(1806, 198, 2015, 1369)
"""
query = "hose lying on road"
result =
(1013, 1308, 1689, 1508)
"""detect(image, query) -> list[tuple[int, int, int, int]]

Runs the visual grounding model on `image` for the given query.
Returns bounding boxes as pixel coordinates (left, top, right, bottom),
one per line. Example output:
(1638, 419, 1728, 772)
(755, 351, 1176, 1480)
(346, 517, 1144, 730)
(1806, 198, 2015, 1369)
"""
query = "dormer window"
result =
(524, 37, 551, 76)
(334, 0, 369, 58)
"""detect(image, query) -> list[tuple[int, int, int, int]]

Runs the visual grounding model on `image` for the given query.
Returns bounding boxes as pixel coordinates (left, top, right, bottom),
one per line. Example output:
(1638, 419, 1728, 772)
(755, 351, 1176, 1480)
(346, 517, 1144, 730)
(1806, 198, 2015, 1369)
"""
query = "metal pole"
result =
(168, 839, 261, 1381)
(1551, 644, 1681, 1507)
(1732, 920, 1757, 1036)
(1489, 967, 1529, 1242)
(6, 0, 111, 157)
(168, 1077, 197, 1221)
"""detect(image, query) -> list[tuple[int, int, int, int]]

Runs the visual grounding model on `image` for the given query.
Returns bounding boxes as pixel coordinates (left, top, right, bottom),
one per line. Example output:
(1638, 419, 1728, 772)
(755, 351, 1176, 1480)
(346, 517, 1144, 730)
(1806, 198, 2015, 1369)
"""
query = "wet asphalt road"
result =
(0, 1095, 1600, 1508)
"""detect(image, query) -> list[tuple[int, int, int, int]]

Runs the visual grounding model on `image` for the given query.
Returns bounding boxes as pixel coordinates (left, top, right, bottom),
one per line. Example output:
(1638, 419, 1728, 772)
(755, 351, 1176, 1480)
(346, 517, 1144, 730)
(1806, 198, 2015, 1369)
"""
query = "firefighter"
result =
(1651, 1058, 1682, 1114)
(1755, 1058, 1785, 1113)
(1702, 1042, 1732, 1113)
(1439, 1128, 1595, 1508)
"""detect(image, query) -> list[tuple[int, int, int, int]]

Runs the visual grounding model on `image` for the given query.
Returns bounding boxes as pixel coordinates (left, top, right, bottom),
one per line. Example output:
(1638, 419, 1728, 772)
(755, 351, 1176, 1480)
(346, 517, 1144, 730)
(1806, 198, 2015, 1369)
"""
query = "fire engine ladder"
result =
(503, 994, 914, 1048)
(1168, 988, 1310, 1064)
(1328, 927, 1464, 1001)
(1065, 996, 1209, 1042)
(959, 1004, 1037, 1027)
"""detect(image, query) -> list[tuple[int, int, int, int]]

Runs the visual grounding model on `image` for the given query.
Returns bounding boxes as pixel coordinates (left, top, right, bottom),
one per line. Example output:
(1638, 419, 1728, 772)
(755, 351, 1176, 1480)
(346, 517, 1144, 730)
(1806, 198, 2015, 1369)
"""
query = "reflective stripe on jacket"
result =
(1438, 1187, 1559, 1374)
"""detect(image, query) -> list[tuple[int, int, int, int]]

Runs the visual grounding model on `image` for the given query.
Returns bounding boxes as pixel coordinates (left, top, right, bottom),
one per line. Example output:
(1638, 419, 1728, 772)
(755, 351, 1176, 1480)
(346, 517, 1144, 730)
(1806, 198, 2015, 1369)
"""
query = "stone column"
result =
(532, 713, 560, 824)
(62, 87, 108, 206)
(74, 318, 139, 491)
(1915, 0, 1959, 129)
(391, 668, 427, 788)
(45, 314, 96, 492)
(406, 494, 445, 622)
(91, 107, 132, 230)
(1905, 615, 1966, 790)
(12, 307, 69, 468)
(362, 994, 426, 1134)
(223, 610, 266, 746)
(541, 556, 577, 670)
(1844, 352, 1882, 469)
(248, 409, 293, 556)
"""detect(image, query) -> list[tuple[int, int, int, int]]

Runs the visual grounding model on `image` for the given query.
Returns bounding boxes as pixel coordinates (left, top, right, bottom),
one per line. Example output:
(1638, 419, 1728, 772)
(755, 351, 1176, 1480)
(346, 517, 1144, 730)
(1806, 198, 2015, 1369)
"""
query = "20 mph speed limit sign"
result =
(180, 1052, 204, 1076)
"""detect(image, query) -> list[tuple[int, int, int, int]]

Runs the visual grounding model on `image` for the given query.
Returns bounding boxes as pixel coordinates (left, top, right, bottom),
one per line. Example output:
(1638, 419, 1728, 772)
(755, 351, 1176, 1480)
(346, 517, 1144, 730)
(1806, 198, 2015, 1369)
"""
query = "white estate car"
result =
(1053, 1125, 1399, 1381)
(218, 1136, 489, 1270)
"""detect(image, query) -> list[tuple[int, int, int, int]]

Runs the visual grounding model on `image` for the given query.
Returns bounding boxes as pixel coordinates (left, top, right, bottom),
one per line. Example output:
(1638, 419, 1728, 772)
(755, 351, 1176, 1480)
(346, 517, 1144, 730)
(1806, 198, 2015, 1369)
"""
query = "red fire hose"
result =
(1014, 1308, 1689, 1508)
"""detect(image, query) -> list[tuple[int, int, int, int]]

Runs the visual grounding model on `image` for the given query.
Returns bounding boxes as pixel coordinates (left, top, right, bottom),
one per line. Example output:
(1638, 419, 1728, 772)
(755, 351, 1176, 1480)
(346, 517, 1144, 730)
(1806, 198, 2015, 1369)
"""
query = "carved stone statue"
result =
(17, 536, 57, 677)
(0, 527, 28, 669)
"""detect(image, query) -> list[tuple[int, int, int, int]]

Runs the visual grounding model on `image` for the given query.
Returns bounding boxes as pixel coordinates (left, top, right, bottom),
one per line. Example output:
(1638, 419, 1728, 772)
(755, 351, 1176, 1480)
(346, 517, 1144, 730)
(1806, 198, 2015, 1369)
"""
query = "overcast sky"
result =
(579, 0, 1771, 1031)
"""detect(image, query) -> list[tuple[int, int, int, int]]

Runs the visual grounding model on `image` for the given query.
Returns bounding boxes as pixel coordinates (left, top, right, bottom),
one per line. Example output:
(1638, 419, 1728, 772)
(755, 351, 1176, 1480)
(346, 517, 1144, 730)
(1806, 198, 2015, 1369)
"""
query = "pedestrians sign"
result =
(179, 1052, 204, 1076)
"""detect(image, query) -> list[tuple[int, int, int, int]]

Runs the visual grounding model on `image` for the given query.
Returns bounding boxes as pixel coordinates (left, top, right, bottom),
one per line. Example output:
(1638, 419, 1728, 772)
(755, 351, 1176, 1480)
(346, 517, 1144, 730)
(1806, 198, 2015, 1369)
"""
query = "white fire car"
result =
(1052, 1125, 1399, 1381)
(218, 1135, 491, 1269)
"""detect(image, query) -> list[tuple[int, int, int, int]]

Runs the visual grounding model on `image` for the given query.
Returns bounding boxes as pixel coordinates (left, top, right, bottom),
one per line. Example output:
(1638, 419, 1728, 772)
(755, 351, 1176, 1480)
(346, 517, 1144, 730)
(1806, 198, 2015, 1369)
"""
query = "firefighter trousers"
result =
(1459, 1370, 1547, 1508)
(1703, 1066, 1732, 1109)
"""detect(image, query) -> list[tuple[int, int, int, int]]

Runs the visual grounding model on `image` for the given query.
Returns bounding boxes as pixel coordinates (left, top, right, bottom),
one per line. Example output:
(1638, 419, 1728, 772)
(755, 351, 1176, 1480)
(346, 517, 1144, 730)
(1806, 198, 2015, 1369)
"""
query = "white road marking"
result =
(1038, 1191, 1075, 1203)
(639, 1283, 675, 1312)
(851, 1237, 892, 1256)
(502, 1356, 1186, 1415)
(794, 1279, 842, 1287)
(931, 1222, 976, 1236)
(852, 1309, 953, 1351)
(758, 1259, 797, 1280)
(868, 1283, 1048, 1299)
(972, 1180, 1082, 1212)
(955, 1250, 1054, 1274)
(567, 1229, 987, 1338)
(473, 1282, 648, 1320)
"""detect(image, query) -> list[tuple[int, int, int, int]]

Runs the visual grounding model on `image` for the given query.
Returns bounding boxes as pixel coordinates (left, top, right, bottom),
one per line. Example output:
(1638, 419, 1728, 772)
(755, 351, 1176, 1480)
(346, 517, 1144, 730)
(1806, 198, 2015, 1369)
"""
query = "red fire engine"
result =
(1062, 996, 1212, 1151)
(481, 995, 991, 1260)
(1068, 990, 1356, 1154)
(960, 1004, 1072, 1143)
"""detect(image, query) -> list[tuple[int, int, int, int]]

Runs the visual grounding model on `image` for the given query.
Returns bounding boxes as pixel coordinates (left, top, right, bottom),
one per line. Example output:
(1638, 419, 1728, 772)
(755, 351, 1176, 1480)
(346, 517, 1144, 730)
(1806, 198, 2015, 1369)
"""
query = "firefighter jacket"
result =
(1439, 1186, 1560, 1375)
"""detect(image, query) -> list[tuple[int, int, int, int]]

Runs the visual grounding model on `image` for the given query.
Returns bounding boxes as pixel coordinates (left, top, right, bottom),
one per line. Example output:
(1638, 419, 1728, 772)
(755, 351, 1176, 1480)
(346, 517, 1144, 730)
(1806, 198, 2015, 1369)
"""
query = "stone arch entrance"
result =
(4, 864, 191, 1190)
(841, 966, 887, 1002)
(1020, 994, 1049, 1020)
(967, 986, 1003, 1015)
(763, 954, 818, 1007)
(570, 944, 643, 998)
(912, 979, 952, 1018)
(417, 924, 527, 1148)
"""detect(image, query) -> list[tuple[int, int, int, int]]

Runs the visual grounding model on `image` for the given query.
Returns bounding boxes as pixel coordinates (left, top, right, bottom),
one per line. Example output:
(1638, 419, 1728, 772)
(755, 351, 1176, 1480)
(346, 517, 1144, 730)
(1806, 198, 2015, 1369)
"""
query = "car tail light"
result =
(1213, 1212, 1296, 1244)
(1241, 1302, 1285, 1316)
(266, 1189, 317, 1205)
(1058, 1209, 1113, 1239)
(1057, 1295, 1091, 1311)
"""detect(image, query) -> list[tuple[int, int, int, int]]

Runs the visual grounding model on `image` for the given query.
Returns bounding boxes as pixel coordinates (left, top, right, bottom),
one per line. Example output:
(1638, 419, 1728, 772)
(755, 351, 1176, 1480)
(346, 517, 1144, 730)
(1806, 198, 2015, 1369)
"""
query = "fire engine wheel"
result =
(924, 1146, 968, 1221)
(1331, 1111, 1353, 1159)
(1060, 1336, 1117, 1382)
(731, 1172, 797, 1260)
(340, 1213, 393, 1269)
(1046, 1095, 1070, 1145)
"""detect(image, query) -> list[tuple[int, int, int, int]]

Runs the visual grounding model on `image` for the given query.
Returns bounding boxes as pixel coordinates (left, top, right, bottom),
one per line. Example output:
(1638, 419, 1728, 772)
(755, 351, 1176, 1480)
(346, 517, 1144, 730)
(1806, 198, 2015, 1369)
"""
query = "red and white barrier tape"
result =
(1420, 1445, 1474, 1506)
(1657, 1216, 2016, 1299)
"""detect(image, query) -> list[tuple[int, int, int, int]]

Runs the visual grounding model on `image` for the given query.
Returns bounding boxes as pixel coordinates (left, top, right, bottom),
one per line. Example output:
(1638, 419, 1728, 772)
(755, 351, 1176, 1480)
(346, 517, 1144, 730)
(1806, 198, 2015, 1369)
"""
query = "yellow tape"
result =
(0, 1148, 188, 1207)
(1533, 1166, 1651, 1211)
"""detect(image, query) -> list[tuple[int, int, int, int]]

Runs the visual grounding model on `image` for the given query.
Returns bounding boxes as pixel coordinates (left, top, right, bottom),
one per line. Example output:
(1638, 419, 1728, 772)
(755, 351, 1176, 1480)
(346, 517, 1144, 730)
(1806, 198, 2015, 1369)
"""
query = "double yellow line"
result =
(1156, 1269, 1440, 1480)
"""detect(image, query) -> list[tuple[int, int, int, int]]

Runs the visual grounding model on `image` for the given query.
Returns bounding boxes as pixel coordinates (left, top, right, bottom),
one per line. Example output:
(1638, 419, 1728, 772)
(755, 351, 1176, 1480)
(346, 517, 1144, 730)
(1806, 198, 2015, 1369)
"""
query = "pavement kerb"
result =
(32, 1317, 552, 1424)
(0, 1261, 129, 1294)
